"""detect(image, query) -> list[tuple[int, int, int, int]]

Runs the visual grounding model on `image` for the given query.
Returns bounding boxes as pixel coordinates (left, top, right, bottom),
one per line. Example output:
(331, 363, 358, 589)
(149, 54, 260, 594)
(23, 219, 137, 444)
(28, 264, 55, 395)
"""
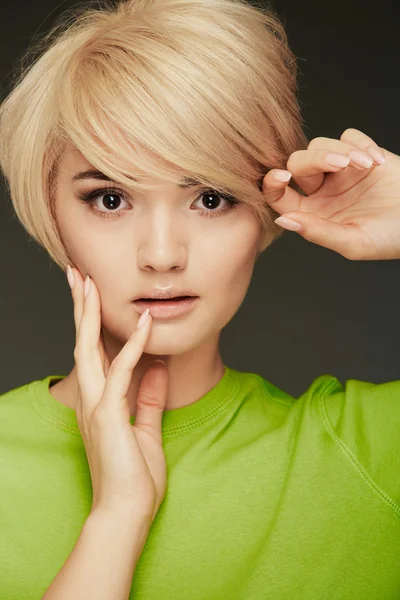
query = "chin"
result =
(143, 329, 201, 355)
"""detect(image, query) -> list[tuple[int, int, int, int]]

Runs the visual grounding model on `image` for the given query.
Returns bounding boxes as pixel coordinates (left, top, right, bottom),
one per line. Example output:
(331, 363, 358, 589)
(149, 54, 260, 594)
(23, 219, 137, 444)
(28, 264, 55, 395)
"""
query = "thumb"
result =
(134, 360, 168, 442)
(274, 212, 362, 259)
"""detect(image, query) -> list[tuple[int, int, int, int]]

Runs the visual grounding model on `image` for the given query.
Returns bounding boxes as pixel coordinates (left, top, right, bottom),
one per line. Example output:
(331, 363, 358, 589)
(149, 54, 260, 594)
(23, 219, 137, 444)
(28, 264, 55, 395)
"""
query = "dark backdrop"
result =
(1, 0, 399, 396)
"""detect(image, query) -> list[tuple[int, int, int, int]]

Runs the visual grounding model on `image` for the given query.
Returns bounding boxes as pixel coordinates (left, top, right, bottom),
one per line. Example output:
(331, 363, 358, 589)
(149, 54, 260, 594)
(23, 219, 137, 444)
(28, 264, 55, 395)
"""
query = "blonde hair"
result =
(0, 0, 308, 271)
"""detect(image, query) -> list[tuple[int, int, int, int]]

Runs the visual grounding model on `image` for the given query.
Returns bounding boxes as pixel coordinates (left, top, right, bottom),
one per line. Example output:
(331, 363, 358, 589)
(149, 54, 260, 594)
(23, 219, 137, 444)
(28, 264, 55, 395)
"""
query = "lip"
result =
(132, 290, 197, 301)
(133, 297, 199, 319)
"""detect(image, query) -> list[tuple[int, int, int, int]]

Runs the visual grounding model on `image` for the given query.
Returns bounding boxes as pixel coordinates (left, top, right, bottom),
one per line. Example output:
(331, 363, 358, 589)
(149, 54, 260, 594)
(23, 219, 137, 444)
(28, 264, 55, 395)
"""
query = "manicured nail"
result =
(348, 150, 373, 168)
(325, 153, 351, 168)
(271, 170, 292, 183)
(137, 307, 150, 329)
(84, 275, 91, 298)
(66, 264, 75, 290)
(274, 216, 302, 232)
(366, 146, 386, 165)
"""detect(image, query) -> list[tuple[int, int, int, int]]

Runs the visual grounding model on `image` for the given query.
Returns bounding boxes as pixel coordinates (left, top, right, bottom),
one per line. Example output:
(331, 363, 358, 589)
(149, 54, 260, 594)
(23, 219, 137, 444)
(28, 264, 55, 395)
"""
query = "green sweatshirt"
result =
(0, 365, 399, 599)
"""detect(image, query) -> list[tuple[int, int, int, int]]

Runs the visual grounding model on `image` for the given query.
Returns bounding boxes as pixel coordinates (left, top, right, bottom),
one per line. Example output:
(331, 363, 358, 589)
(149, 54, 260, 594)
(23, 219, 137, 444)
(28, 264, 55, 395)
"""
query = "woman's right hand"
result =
(66, 265, 169, 525)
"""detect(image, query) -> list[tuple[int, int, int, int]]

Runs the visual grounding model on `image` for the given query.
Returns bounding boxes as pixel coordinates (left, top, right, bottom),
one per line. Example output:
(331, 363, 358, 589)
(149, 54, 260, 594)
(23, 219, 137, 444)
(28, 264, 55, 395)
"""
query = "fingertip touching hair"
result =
(0, 0, 309, 270)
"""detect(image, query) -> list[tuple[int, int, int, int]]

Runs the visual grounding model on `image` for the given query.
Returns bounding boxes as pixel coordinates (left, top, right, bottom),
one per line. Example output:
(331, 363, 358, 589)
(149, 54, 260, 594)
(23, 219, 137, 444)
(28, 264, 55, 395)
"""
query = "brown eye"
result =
(199, 191, 223, 209)
(76, 185, 240, 220)
(97, 192, 124, 211)
(192, 189, 240, 219)
(76, 187, 130, 219)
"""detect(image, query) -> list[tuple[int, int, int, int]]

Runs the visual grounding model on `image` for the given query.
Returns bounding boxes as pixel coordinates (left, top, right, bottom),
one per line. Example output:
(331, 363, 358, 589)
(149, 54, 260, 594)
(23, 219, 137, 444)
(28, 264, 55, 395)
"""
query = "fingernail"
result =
(274, 216, 302, 232)
(366, 146, 386, 165)
(348, 150, 373, 168)
(66, 264, 75, 290)
(137, 307, 150, 329)
(153, 359, 166, 366)
(325, 153, 351, 168)
(271, 170, 292, 183)
(84, 275, 91, 298)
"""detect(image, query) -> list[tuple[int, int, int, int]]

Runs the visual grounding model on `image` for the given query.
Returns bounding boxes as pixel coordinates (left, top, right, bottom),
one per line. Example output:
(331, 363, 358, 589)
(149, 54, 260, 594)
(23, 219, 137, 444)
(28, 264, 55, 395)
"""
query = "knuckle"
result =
(307, 137, 326, 150)
(286, 149, 302, 164)
(263, 186, 284, 204)
(139, 370, 166, 407)
(139, 389, 161, 407)
(340, 127, 359, 139)
(285, 155, 297, 171)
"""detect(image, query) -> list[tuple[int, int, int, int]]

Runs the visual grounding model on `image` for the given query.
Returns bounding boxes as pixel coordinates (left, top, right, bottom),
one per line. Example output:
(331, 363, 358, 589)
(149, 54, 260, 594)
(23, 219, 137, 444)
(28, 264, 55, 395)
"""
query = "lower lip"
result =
(133, 297, 199, 319)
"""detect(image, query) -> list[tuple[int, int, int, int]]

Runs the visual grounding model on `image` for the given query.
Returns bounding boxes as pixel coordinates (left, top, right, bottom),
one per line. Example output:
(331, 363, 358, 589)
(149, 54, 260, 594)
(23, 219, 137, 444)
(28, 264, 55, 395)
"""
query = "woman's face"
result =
(55, 146, 263, 355)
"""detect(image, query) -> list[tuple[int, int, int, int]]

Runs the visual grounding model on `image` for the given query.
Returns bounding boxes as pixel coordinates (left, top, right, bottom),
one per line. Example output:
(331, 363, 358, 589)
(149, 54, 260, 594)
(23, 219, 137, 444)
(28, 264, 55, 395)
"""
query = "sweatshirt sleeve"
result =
(317, 375, 400, 512)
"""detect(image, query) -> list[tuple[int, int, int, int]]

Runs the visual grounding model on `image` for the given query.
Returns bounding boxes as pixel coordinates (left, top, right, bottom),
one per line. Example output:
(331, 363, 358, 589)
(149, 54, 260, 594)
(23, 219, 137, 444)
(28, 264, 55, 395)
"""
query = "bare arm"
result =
(41, 269, 168, 599)
(41, 509, 151, 600)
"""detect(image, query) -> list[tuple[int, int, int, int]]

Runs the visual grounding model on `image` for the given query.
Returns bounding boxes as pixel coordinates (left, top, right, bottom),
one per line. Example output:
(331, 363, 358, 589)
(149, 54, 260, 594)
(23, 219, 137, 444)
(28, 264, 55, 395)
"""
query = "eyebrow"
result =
(71, 169, 203, 189)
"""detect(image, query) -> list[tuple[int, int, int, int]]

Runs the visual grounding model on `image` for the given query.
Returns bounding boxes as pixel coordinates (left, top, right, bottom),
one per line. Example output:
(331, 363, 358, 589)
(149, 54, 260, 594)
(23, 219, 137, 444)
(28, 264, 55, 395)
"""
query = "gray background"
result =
(1, 0, 399, 396)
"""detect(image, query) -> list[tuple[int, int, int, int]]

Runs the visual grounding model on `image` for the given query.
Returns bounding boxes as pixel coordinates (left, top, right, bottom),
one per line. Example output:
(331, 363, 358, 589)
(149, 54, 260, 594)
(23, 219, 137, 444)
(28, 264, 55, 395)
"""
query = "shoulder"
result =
(315, 374, 400, 512)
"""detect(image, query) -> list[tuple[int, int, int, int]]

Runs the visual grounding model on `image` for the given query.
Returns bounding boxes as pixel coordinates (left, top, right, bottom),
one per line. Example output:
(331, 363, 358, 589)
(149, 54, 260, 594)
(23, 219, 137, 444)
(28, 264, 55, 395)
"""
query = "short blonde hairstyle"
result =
(0, 0, 308, 271)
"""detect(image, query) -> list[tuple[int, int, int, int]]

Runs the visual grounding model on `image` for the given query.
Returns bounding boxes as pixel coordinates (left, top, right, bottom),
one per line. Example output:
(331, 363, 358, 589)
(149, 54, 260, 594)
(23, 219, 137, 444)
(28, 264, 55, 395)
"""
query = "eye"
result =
(193, 189, 240, 219)
(76, 187, 130, 219)
(75, 186, 240, 219)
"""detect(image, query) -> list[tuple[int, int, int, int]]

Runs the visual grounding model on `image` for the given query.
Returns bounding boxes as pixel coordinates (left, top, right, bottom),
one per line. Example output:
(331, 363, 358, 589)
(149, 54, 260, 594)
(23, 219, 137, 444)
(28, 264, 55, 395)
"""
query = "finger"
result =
(339, 128, 386, 165)
(68, 266, 110, 386)
(273, 210, 374, 260)
(262, 173, 304, 218)
(133, 360, 168, 444)
(307, 137, 377, 170)
(286, 147, 373, 197)
(99, 329, 111, 376)
(67, 266, 86, 423)
(68, 266, 85, 340)
(98, 308, 153, 415)
(261, 169, 293, 203)
(74, 275, 106, 414)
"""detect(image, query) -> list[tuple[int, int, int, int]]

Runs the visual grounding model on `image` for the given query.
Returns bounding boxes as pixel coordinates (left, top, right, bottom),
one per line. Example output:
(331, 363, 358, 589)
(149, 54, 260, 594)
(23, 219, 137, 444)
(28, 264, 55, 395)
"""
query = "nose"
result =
(137, 209, 186, 272)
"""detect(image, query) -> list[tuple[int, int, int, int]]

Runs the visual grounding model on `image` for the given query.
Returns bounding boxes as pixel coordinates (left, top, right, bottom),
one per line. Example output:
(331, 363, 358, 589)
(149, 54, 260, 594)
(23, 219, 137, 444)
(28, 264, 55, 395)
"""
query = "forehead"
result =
(59, 145, 198, 189)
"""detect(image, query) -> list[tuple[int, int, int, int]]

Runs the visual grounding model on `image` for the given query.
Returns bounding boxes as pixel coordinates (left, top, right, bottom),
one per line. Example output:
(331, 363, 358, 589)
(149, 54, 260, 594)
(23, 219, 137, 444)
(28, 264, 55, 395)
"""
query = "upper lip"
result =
(133, 290, 198, 301)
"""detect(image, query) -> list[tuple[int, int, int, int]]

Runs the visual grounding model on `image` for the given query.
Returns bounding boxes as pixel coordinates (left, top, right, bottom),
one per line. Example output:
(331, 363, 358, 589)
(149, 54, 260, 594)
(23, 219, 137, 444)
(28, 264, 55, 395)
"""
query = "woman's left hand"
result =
(263, 128, 400, 260)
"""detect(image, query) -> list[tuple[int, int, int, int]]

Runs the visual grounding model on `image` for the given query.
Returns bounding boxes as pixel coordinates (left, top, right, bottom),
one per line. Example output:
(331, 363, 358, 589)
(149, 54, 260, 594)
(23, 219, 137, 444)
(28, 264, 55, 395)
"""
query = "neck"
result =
(49, 332, 225, 416)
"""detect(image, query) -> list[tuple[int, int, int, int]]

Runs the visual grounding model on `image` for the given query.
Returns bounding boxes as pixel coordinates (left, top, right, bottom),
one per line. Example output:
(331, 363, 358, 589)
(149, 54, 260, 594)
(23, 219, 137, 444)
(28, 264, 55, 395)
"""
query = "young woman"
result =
(0, 0, 399, 598)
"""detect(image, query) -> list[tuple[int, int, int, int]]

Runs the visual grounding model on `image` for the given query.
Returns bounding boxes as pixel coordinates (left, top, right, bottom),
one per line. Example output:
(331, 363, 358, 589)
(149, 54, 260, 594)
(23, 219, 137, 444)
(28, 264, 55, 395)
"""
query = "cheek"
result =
(202, 223, 260, 313)
(58, 215, 123, 284)
(56, 199, 123, 270)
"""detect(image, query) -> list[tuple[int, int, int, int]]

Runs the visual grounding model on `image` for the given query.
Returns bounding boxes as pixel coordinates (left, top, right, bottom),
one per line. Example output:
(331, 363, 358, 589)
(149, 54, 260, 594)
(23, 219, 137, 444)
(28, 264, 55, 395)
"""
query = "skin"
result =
(47, 128, 399, 417)
(49, 145, 264, 417)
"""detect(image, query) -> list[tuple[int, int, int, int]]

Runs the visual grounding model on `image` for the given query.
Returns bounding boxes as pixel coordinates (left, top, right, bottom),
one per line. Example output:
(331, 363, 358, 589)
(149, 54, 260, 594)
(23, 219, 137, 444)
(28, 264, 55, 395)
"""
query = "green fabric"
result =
(1, 366, 399, 599)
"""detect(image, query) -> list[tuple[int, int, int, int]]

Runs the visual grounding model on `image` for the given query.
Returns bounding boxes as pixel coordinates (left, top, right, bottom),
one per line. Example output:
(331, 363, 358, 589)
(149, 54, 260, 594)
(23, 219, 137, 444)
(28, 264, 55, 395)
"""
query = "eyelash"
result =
(75, 186, 240, 220)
